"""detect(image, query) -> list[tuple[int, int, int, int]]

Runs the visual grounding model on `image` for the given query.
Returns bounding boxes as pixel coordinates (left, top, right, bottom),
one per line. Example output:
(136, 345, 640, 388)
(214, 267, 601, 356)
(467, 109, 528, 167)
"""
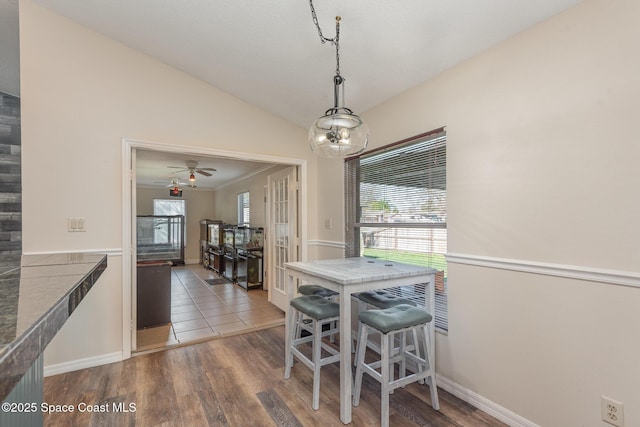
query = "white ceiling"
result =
(26, 0, 585, 188)
(136, 150, 278, 190)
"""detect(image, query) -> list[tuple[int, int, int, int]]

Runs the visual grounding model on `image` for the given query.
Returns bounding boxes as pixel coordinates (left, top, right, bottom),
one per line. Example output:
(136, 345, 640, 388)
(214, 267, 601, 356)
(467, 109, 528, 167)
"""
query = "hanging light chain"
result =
(309, 0, 341, 76)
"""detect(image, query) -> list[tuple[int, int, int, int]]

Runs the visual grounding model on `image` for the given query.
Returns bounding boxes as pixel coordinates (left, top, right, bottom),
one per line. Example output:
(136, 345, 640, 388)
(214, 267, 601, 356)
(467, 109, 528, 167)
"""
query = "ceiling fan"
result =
(167, 160, 216, 184)
(160, 178, 188, 187)
(154, 178, 196, 189)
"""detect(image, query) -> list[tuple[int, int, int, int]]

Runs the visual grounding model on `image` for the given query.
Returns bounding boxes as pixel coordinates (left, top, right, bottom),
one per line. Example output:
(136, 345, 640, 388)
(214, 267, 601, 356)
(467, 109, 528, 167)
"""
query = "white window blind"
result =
(238, 192, 250, 225)
(345, 129, 448, 331)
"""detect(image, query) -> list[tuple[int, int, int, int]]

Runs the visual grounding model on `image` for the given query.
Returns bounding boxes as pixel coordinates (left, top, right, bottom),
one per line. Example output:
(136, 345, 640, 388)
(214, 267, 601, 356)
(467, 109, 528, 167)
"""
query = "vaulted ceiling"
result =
(13, 1, 585, 188)
(31, 0, 584, 128)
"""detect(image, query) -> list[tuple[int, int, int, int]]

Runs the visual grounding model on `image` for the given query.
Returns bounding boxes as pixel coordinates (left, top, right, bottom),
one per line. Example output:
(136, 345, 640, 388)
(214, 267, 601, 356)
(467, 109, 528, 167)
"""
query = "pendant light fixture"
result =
(307, 0, 369, 158)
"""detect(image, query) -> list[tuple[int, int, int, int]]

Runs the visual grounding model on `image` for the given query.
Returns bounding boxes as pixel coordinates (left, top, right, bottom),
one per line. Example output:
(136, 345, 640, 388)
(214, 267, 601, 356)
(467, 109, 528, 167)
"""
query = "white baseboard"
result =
(436, 375, 538, 427)
(44, 352, 123, 377)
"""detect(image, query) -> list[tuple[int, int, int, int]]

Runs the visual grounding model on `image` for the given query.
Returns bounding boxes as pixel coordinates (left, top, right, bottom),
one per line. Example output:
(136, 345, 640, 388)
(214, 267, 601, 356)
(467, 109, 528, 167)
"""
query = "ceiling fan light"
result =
(189, 173, 196, 182)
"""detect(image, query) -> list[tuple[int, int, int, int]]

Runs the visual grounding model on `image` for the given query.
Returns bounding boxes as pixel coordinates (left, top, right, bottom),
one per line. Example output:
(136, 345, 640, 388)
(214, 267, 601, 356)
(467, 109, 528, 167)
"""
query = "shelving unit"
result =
(222, 225, 237, 282)
(201, 221, 264, 291)
(236, 227, 264, 290)
(201, 220, 225, 275)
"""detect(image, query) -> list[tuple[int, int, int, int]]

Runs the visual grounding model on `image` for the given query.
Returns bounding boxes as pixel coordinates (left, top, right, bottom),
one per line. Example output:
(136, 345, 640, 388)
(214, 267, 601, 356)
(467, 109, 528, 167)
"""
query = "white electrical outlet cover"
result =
(601, 396, 624, 427)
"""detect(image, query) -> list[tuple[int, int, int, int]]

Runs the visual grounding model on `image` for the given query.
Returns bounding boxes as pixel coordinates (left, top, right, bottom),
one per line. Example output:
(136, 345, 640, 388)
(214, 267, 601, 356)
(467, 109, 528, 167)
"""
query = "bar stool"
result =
(298, 284, 338, 298)
(353, 289, 416, 309)
(284, 295, 340, 410)
(299, 284, 339, 342)
(352, 290, 418, 365)
(352, 304, 439, 427)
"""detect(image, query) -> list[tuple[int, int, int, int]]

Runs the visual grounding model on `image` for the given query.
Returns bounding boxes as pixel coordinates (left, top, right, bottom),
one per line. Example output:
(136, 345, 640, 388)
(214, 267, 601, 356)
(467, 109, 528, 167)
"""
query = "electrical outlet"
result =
(601, 396, 624, 427)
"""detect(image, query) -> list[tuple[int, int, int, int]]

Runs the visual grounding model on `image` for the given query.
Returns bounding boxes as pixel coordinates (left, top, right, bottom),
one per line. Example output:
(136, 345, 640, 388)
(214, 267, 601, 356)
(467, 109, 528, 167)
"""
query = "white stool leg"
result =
(352, 323, 368, 407)
(422, 323, 439, 410)
(399, 330, 407, 380)
(353, 298, 367, 353)
(312, 318, 322, 410)
(353, 322, 363, 366)
(412, 328, 425, 385)
(380, 331, 391, 427)
(389, 331, 396, 394)
(293, 310, 304, 340)
(284, 309, 298, 379)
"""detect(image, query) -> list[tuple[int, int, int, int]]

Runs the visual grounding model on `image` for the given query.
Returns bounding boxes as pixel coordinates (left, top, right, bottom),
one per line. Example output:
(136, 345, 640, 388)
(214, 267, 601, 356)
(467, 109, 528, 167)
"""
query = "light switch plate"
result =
(68, 218, 87, 232)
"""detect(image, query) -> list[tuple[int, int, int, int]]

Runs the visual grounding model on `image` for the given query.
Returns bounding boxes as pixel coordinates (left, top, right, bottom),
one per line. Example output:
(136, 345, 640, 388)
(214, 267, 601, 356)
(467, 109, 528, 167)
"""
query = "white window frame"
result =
(344, 129, 448, 332)
(238, 191, 250, 226)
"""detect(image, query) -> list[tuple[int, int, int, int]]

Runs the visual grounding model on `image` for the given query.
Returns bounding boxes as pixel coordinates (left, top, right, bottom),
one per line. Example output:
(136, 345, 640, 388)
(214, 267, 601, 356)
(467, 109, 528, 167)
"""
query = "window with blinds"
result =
(344, 128, 448, 331)
(238, 192, 250, 226)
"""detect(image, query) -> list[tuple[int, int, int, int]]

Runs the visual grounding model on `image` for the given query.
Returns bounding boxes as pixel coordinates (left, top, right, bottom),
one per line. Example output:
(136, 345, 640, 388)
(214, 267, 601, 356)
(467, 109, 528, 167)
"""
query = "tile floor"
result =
(136, 264, 285, 353)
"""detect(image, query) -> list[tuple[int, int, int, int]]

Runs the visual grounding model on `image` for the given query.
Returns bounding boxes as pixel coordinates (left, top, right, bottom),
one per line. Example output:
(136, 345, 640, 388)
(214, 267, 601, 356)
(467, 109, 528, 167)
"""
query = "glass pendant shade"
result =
(309, 109, 369, 158)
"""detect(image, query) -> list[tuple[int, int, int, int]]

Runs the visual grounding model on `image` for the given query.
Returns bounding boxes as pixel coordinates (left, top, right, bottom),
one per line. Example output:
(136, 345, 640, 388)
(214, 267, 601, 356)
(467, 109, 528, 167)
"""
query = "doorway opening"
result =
(122, 138, 307, 357)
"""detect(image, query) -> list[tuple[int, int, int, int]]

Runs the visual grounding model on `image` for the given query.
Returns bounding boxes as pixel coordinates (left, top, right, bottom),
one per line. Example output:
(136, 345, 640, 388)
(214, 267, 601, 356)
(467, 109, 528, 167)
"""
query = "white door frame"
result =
(121, 138, 308, 359)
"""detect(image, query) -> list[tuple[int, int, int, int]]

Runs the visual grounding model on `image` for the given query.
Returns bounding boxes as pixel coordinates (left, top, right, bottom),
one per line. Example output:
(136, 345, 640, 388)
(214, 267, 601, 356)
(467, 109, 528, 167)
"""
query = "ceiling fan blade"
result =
(199, 168, 217, 171)
(196, 170, 212, 177)
(167, 167, 189, 172)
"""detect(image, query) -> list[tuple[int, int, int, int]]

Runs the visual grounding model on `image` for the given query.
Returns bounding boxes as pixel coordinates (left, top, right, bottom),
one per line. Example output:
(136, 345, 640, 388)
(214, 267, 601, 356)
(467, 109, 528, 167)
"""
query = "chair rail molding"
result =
(446, 253, 640, 289)
(22, 248, 123, 257)
(308, 240, 346, 250)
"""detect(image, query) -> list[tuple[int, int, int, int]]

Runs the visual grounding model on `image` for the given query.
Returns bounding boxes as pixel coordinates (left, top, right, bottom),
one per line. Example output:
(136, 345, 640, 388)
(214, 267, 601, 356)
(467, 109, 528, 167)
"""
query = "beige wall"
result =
(19, 0, 315, 367)
(213, 165, 288, 227)
(317, 0, 640, 425)
(136, 186, 216, 264)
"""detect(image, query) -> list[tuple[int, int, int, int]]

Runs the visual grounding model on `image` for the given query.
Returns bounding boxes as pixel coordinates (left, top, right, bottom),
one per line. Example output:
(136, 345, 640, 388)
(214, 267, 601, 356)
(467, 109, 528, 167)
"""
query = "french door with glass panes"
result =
(266, 167, 298, 311)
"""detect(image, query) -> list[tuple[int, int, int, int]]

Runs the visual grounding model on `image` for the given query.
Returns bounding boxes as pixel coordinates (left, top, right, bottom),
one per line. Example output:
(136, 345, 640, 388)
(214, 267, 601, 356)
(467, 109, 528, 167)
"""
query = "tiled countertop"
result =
(0, 253, 107, 401)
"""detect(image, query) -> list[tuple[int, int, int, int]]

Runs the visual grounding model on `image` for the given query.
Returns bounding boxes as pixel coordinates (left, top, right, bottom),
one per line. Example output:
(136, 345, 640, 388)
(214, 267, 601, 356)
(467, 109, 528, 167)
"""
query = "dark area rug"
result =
(205, 278, 231, 286)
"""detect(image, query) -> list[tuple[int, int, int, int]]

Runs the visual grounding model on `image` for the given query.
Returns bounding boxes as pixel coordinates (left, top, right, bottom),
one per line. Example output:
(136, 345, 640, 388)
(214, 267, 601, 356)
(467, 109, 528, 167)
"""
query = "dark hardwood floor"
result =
(44, 326, 507, 426)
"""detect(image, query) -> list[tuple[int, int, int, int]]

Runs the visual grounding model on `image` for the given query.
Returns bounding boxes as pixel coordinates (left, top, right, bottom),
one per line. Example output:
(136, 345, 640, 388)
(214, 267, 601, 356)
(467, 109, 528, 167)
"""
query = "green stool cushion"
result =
(359, 304, 432, 334)
(290, 295, 339, 320)
(355, 290, 417, 309)
(298, 284, 338, 298)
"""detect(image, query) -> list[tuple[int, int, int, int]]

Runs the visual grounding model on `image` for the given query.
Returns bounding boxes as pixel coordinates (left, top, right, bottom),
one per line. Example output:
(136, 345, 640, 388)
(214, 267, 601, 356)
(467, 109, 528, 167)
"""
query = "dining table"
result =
(284, 257, 437, 424)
